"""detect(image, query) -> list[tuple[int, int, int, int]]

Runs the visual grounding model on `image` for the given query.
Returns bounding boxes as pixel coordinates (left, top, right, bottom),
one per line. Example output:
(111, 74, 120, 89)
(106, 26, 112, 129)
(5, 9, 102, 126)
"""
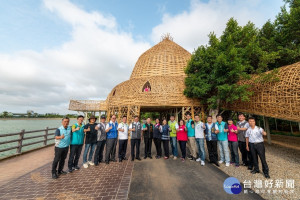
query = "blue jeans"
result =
(196, 138, 205, 161)
(170, 137, 178, 157)
(218, 140, 230, 163)
(83, 143, 97, 163)
(228, 141, 239, 165)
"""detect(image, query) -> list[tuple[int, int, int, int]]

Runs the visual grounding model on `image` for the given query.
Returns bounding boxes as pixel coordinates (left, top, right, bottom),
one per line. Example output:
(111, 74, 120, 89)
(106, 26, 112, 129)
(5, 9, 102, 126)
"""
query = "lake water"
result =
(0, 119, 77, 159)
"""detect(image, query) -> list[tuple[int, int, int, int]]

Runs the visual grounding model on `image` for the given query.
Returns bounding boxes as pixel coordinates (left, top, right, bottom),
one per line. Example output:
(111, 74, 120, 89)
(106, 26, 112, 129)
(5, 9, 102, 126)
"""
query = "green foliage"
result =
(184, 0, 300, 111)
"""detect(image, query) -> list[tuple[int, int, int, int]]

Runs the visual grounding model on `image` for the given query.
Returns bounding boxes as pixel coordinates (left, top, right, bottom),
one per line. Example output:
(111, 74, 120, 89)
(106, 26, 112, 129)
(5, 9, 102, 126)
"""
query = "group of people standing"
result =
(51, 112, 270, 179)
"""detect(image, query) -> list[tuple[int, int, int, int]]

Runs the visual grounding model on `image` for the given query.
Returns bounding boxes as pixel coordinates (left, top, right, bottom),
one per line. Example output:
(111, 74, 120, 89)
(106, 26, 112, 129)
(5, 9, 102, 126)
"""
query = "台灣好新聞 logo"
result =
(223, 177, 242, 194)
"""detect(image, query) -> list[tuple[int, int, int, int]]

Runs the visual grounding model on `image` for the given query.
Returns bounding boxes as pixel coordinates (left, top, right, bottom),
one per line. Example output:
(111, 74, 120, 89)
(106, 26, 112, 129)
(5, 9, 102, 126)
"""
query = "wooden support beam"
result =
(290, 121, 294, 135)
(264, 116, 272, 145)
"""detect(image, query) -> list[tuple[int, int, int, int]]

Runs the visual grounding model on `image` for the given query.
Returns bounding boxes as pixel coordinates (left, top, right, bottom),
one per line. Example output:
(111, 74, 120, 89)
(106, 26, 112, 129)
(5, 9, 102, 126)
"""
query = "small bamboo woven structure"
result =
(226, 62, 300, 122)
(69, 36, 300, 123)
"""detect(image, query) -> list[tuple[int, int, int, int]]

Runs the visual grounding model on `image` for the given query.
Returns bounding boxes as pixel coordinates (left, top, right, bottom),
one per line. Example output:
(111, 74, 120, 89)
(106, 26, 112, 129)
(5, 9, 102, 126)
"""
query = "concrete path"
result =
(128, 144, 263, 200)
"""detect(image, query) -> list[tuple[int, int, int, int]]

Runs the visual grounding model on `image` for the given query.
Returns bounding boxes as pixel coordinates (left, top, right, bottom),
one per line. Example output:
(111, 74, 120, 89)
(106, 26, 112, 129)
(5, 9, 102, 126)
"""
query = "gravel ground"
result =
(203, 135, 300, 200)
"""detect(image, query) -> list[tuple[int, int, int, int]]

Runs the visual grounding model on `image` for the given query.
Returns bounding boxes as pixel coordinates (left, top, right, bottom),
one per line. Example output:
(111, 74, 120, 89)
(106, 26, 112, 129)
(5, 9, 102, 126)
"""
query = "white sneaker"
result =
(88, 161, 95, 166)
(83, 163, 88, 168)
(225, 162, 230, 167)
(196, 158, 201, 162)
(201, 161, 205, 166)
(218, 160, 224, 164)
(173, 156, 177, 160)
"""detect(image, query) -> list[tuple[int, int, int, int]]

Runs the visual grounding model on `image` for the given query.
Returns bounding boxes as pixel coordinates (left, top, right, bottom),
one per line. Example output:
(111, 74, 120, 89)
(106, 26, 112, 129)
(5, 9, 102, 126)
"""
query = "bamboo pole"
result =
(264, 116, 272, 144)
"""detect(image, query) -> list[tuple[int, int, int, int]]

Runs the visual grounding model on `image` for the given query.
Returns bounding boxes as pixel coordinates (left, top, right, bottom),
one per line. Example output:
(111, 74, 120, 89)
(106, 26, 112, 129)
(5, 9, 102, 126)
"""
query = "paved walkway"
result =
(128, 148, 262, 200)
(0, 142, 263, 200)
(0, 145, 133, 200)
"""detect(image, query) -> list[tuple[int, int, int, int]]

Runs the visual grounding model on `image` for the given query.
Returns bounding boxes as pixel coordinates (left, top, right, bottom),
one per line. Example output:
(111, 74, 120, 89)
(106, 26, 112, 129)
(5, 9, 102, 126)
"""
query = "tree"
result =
(259, 0, 300, 68)
(3, 111, 8, 118)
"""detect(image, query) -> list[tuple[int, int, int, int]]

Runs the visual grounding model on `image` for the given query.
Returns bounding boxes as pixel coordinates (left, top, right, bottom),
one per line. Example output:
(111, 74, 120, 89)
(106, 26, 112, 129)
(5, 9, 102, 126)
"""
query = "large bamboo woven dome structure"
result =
(69, 36, 300, 123)
(104, 35, 203, 122)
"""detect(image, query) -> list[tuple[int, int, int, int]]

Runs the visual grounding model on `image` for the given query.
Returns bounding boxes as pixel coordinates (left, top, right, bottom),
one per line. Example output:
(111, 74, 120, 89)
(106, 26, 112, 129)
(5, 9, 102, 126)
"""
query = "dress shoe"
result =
(144, 156, 147, 159)
(251, 170, 260, 174)
(148, 156, 152, 159)
(105, 161, 109, 164)
(264, 173, 270, 179)
(119, 159, 122, 162)
(123, 157, 128, 160)
(136, 157, 141, 161)
(58, 170, 67, 175)
(52, 173, 58, 179)
(131, 158, 134, 161)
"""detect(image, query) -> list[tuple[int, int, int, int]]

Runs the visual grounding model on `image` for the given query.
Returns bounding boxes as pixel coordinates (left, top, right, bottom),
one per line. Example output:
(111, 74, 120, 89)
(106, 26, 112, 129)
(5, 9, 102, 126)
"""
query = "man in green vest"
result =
(168, 115, 179, 160)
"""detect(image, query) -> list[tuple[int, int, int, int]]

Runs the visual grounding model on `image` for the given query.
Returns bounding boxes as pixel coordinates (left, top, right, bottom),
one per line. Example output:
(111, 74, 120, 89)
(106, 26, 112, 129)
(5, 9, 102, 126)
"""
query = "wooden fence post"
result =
(44, 127, 49, 146)
(17, 129, 25, 154)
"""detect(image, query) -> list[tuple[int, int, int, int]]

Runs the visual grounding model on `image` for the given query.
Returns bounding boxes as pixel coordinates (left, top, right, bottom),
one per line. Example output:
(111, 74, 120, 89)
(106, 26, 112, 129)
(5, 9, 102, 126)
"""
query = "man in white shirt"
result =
(118, 116, 129, 162)
(194, 115, 206, 166)
(246, 117, 270, 178)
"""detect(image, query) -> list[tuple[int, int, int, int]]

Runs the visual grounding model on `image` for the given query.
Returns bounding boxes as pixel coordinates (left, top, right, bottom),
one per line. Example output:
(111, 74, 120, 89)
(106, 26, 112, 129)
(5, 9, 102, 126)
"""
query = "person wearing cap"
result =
(94, 115, 107, 165)
(83, 115, 98, 168)
(67, 115, 85, 173)
(105, 115, 118, 164)
(52, 117, 71, 179)
(118, 116, 129, 162)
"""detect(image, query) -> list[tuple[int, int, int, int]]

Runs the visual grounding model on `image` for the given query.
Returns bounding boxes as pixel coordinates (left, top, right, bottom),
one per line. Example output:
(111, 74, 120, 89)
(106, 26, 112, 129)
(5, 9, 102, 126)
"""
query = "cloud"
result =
(0, 0, 150, 114)
(151, 0, 283, 52)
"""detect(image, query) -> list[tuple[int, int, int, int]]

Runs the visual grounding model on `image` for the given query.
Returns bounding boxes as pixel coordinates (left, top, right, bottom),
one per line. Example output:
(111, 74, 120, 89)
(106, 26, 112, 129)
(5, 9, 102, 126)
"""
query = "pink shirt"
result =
(177, 125, 188, 141)
(228, 124, 238, 142)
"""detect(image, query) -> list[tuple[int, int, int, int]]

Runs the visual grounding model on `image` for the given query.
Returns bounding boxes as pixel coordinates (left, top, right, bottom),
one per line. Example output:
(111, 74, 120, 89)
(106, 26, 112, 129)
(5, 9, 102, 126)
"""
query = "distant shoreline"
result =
(0, 118, 77, 120)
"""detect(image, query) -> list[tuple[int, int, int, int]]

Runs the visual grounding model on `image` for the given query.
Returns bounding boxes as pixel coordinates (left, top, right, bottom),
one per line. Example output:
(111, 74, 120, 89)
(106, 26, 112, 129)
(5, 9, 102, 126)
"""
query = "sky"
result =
(0, 0, 284, 114)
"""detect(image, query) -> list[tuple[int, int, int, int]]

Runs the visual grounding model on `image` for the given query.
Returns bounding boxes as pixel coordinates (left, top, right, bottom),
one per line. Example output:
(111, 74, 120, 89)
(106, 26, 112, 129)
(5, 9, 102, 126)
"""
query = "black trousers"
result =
(105, 138, 117, 162)
(68, 144, 83, 169)
(206, 140, 218, 163)
(52, 146, 68, 174)
(249, 142, 269, 174)
(144, 137, 152, 157)
(131, 139, 141, 159)
(162, 140, 169, 157)
(94, 140, 106, 165)
(153, 138, 162, 157)
(178, 141, 187, 158)
(239, 141, 253, 167)
(119, 139, 128, 159)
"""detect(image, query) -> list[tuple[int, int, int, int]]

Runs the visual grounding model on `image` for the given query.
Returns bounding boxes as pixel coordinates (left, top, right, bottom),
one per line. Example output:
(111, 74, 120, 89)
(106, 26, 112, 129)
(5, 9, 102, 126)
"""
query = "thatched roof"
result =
(105, 37, 200, 109)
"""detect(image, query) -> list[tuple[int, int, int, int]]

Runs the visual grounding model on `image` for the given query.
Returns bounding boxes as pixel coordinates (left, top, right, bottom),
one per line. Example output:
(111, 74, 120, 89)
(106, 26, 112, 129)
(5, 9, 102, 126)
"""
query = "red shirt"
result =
(228, 124, 238, 142)
(177, 125, 188, 141)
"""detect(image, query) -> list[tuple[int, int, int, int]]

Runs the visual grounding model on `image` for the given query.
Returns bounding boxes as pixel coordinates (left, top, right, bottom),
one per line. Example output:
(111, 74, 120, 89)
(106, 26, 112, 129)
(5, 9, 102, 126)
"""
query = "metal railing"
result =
(0, 127, 57, 157)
